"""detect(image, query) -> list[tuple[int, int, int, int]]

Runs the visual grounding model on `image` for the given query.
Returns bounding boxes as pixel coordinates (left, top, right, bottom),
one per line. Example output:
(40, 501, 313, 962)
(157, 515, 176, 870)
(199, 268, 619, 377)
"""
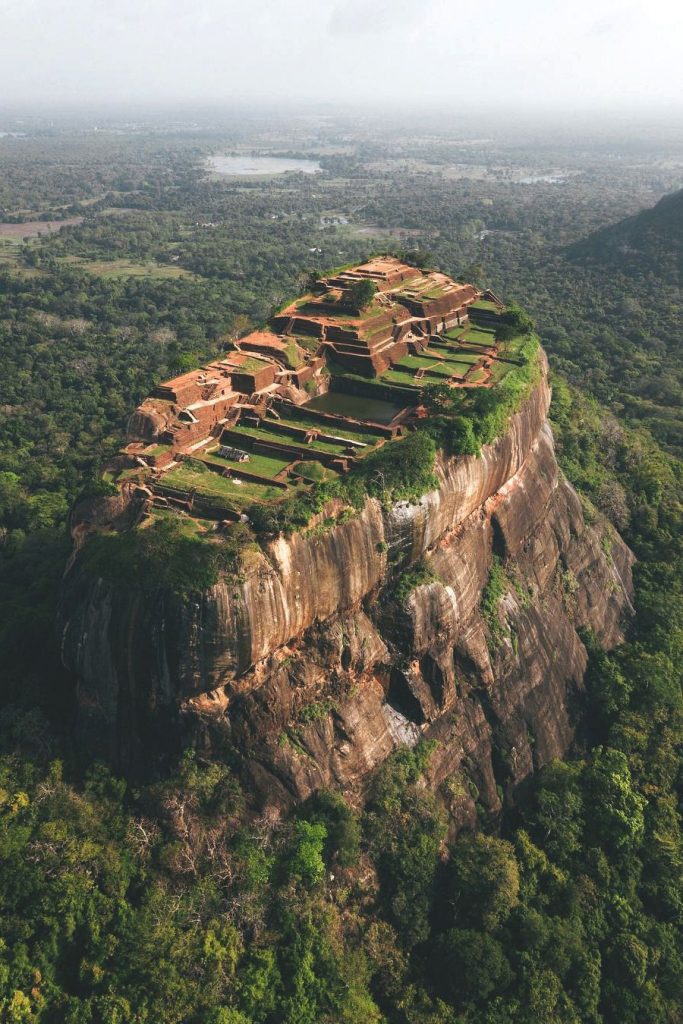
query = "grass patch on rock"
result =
(394, 559, 439, 605)
(80, 517, 254, 595)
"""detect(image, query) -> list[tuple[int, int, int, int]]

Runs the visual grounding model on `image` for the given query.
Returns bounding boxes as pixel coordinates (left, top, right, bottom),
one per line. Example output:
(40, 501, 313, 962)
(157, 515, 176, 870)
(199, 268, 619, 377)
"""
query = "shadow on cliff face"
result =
(387, 668, 426, 725)
(0, 530, 78, 759)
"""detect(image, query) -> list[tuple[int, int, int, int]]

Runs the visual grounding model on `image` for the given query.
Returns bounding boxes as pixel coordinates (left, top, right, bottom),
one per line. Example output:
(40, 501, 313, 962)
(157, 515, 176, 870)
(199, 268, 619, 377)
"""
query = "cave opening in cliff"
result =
(386, 668, 426, 724)
(491, 516, 507, 560)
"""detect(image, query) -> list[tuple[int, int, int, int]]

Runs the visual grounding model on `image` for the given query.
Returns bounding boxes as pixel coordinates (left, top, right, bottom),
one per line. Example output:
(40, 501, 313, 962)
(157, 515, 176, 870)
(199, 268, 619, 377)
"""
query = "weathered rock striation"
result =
(60, 352, 634, 823)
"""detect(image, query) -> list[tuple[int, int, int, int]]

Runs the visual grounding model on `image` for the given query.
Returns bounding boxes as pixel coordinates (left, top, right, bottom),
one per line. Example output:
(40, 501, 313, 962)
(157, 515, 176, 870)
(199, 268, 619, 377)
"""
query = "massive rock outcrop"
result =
(59, 353, 634, 823)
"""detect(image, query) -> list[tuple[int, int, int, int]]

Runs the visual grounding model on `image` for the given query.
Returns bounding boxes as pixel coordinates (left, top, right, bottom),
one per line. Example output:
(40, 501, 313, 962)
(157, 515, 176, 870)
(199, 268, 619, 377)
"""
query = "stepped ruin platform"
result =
(109, 257, 507, 524)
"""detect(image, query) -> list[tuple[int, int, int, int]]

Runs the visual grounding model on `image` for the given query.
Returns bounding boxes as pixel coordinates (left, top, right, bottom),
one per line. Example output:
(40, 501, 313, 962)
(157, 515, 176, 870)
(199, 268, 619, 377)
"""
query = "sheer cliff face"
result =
(60, 353, 634, 819)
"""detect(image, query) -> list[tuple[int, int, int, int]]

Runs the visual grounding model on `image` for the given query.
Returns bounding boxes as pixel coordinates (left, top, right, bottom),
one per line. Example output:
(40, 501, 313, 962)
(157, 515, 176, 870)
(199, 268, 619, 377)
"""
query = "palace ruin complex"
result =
(111, 257, 506, 524)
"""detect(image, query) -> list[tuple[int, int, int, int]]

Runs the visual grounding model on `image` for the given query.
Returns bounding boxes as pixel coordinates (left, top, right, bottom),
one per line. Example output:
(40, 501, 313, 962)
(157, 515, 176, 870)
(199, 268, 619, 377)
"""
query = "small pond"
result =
(208, 155, 321, 177)
(304, 391, 408, 425)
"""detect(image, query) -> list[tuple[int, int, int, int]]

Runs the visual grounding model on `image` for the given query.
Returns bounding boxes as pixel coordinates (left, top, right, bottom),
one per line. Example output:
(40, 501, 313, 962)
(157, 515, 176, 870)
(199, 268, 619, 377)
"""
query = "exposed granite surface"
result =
(60, 353, 634, 820)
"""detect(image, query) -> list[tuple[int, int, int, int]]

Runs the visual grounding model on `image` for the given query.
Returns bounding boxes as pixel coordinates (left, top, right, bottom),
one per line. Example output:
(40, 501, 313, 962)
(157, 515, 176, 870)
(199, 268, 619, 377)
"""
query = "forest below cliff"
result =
(0, 115, 681, 1024)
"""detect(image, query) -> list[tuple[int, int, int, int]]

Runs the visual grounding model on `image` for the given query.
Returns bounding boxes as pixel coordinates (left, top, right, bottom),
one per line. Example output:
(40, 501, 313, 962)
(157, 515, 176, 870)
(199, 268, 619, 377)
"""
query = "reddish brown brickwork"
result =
(120, 257, 486, 484)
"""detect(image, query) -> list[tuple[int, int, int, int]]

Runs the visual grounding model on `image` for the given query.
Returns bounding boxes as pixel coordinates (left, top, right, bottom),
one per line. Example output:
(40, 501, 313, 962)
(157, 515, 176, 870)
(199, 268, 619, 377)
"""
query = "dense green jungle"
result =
(0, 112, 681, 1023)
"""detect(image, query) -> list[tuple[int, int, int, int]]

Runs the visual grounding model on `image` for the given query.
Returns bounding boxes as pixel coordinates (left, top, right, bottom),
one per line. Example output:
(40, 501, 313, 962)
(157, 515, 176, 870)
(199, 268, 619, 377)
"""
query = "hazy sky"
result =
(1, 0, 682, 109)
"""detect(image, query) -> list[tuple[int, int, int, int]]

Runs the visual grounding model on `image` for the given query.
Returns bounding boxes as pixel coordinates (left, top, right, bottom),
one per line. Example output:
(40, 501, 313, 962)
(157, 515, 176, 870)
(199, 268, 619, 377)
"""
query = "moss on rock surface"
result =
(81, 518, 253, 595)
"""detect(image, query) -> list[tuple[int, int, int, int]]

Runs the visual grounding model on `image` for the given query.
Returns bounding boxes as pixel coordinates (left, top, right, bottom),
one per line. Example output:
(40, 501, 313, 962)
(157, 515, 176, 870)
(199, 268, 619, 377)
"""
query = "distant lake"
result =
(209, 155, 322, 177)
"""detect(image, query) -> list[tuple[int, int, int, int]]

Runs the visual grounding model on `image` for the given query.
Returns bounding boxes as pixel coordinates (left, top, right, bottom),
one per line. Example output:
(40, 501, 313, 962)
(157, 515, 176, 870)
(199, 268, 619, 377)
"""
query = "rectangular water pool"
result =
(304, 391, 408, 425)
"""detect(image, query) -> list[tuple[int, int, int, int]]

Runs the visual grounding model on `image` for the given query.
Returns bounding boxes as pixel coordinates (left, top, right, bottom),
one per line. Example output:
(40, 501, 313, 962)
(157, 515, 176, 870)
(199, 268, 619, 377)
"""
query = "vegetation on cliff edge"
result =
(424, 332, 541, 456)
(79, 518, 253, 595)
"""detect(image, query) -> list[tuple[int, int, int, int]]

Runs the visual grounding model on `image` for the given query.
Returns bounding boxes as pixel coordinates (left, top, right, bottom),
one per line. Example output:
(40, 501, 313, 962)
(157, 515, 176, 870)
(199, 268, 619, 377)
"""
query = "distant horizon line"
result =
(1, 97, 683, 122)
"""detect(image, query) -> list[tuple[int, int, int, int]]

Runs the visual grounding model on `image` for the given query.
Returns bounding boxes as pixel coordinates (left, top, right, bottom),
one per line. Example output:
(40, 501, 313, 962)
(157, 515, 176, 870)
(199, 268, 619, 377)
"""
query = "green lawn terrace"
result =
(156, 461, 287, 516)
(467, 292, 506, 329)
(340, 321, 504, 394)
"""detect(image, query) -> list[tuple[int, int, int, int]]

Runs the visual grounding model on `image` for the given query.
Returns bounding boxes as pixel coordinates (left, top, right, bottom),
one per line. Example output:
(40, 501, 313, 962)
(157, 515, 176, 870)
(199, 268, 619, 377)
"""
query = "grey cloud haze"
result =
(0, 0, 681, 108)
(328, 0, 425, 36)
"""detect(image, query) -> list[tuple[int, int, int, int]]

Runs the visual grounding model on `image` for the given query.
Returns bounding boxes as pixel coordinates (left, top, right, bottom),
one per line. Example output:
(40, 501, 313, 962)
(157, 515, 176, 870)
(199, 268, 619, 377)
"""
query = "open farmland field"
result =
(0, 217, 83, 238)
(0, 238, 45, 277)
(59, 256, 196, 279)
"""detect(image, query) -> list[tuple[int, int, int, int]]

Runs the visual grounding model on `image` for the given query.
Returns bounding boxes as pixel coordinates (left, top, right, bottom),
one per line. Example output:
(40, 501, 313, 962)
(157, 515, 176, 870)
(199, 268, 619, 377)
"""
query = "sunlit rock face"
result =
(59, 351, 634, 823)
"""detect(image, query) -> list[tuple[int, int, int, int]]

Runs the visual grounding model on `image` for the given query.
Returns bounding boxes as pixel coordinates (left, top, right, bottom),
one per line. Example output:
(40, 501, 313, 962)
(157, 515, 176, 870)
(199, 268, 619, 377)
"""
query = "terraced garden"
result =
(139, 400, 399, 517)
(380, 369, 424, 388)
(380, 343, 487, 384)
(468, 368, 488, 384)
(460, 328, 498, 345)
(224, 424, 351, 456)
(159, 464, 287, 509)
(201, 449, 293, 479)
(294, 461, 336, 483)
(273, 413, 383, 445)
(444, 326, 497, 347)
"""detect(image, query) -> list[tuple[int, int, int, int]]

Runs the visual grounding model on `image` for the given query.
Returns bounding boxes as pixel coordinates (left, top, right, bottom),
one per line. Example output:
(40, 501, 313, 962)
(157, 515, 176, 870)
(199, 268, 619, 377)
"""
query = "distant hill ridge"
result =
(567, 187, 682, 281)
